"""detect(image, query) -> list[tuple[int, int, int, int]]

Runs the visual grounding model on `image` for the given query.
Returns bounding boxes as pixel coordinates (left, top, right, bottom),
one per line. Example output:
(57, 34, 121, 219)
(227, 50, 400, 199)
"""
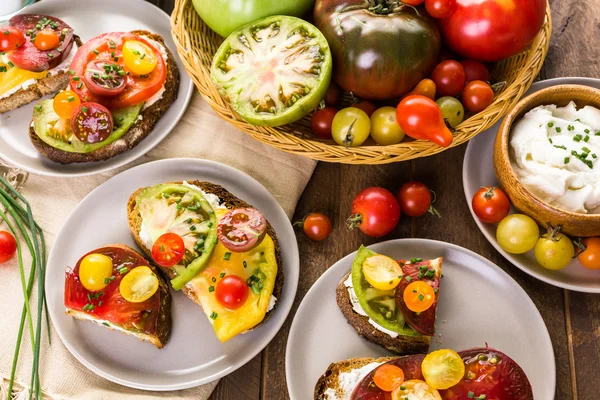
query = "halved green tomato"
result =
(210, 15, 332, 127)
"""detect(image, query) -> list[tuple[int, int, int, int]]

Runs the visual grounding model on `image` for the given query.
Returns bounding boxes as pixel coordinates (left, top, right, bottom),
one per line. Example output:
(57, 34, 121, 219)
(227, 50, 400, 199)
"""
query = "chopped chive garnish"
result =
(573, 134, 582, 142)
(208, 286, 215, 292)
(584, 135, 590, 142)
(34, 105, 42, 111)
(81, 106, 88, 113)
(68, 69, 75, 75)
(243, 261, 248, 268)
(418, 293, 425, 301)
(7, 61, 14, 68)
(564, 157, 570, 164)
(67, 96, 75, 102)
(141, 53, 146, 59)
(102, 322, 109, 326)
(72, 76, 80, 81)
(585, 129, 590, 134)
(556, 127, 562, 132)
(210, 312, 218, 320)
(582, 147, 591, 153)
(118, 267, 128, 274)
(405, 276, 412, 282)
(93, 49, 99, 55)
(410, 257, 423, 263)
(547, 122, 554, 128)
(224, 252, 231, 260)
(212, 277, 216, 283)
(554, 145, 567, 150)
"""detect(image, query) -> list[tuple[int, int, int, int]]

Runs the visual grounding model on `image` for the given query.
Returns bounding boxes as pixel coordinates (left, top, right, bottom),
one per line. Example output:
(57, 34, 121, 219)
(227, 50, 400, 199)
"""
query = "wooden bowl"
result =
(493, 84, 600, 237)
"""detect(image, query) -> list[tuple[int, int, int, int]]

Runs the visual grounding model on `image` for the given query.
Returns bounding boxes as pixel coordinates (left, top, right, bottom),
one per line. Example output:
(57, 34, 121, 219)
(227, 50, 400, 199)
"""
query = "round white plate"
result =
(46, 158, 299, 390)
(0, 0, 193, 177)
(286, 239, 555, 400)
(463, 77, 600, 293)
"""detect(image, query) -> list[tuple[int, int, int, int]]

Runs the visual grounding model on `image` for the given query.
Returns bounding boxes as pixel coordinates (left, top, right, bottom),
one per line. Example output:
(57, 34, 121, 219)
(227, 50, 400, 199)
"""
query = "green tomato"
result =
(332, 107, 371, 147)
(496, 214, 539, 254)
(436, 96, 465, 128)
(370, 107, 405, 145)
(534, 227, 574, 270)
(211, 16, 332, 127)
(193, 0, 315, 38)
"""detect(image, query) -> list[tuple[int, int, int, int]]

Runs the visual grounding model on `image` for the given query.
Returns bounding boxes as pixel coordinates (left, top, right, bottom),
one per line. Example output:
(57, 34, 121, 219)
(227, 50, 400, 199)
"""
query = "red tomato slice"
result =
(151, 232, 185, 267)
(217, 208, 267, 252)
(71, 102, 113, 144)
(69, 32, 167, 110)
(83, 59, 127, 97)
(215, 275, 249, 310)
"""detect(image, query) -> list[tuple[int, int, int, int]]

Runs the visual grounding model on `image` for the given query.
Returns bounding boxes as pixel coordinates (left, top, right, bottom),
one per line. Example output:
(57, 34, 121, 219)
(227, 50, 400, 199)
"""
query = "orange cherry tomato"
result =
(404, 78, 436, 100)
(0, 26, 25, 52)
(396, 95, 453, 147)
(462, 80, 494, 113)
(374, 364, 405, 392)
(33, 28, 60, 51)
(578, 237, 600, 270)
(403, 281, 435, 313)
(53, 90, 81, 120)
(302, 213, 332, 241)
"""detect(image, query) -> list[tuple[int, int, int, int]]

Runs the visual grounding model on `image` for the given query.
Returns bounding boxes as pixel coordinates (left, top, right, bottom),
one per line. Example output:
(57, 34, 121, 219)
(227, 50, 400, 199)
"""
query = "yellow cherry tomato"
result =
(362, 255, 403, 290)
(391, 379, 441, 400)
(122, 40, 158, 76)
(79, 253, 113, 292)
(33, 28, 60, 51)
(403, 281, 435, 313)
(53, 90, 81, 119)
(421, 349, 466, 390)
(119, 266, 159, 303)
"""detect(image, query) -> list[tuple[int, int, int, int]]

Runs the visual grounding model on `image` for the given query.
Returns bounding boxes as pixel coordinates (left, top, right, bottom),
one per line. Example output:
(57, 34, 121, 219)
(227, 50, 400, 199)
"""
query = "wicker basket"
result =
(171, 0, 552, 164)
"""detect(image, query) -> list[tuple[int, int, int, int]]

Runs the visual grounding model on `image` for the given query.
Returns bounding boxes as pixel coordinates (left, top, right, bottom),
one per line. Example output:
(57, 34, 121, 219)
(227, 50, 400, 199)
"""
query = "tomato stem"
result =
(573, 237, 586, 256)
(428, 205, 441, 218)
(544, 222, 562, 242)
(484, 187, 497, 199)
(343, 119, 358, 148)
(346, 213, 363, 231)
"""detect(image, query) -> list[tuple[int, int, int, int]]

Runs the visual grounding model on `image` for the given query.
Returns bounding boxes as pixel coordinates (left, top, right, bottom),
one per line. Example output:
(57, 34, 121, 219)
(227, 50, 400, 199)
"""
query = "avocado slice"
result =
(352, 246, 421, 336)
(32, 99, 142, 153)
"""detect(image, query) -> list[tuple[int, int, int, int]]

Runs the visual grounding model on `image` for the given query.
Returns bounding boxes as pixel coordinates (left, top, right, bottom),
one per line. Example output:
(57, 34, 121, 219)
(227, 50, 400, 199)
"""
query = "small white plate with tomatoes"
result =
(463, 77, 600, 293)
(0, 0, 193, 177)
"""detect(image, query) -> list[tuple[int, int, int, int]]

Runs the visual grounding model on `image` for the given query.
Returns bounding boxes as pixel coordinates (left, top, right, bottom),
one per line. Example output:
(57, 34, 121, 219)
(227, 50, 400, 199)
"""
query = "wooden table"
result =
(152, 0, 598, 398)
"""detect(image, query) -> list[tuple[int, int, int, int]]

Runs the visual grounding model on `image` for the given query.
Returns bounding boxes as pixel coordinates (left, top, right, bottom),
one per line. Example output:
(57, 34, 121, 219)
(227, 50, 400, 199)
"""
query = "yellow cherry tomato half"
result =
(391, 379, 441, 400)
(119, 266, 159, 303)
(403, 281, 435, 313)
(78, 253, 113, 292)
(122, 40, 158, 76)
(362, 255, 403, 290)
(374, 364, 405, 392)
(53, 90, 81, 119)
(421, 349, 466, 390)
(33, 28, 60, 51)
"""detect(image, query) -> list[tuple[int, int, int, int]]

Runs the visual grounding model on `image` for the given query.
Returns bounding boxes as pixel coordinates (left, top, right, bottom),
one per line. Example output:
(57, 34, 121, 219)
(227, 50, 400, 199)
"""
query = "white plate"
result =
(0, 0, 193, 177)
(286, 239, 555, 400)
(463, 78, 600, 293)
(46, 158, 299, 390)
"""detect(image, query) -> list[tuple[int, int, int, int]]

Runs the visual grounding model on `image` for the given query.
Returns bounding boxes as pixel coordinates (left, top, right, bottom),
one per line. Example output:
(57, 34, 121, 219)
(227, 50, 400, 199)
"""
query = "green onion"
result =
(410, 257, 423, 263)
(72, 76, 80, 81)
(564, 157, 570, 164)
(67, 96, 75, 102)
(68, 69, 75, 75)
(468, 393, 475, 399)
(210, 311, 218, 320)
(208, 286, 215, 292)
(34, 105, 42, 112)
(243, 261, 247, 268)
(219, 272, 226, 278)
(223, 252, 231, 260)
(93, 49, 99, 55)
(547, 122, 554, 128)
(7, 61, 14, 68)
(77, 82, 83, 89)
(582, 147, 591, 154)
(118, 267, 128, 274)
(81, 106, 88, 113)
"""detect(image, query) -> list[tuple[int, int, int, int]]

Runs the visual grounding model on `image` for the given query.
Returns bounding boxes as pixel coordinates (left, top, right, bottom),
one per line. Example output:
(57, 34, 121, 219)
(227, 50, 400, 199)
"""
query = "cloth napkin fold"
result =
(0, 92, 316, 399)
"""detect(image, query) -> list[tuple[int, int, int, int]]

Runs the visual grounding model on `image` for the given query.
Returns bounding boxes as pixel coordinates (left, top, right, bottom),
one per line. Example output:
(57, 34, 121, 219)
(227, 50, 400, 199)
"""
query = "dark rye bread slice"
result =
(29, 30, 179, 164)
(127, 181, 284, 331)
(337, 272, 430, 355)
(0, 35, 83, 114)
(314, 356, 395, 400)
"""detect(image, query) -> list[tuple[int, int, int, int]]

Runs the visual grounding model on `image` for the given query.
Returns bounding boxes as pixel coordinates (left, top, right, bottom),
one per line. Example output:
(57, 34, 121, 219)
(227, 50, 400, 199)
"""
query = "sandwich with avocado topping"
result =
(127, 181, 283, 342)
(337, 246, 442, 355)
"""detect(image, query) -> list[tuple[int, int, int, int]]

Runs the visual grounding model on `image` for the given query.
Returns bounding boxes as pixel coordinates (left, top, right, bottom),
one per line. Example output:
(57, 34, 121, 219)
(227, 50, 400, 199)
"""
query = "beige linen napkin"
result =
(0, 92, 316, 399)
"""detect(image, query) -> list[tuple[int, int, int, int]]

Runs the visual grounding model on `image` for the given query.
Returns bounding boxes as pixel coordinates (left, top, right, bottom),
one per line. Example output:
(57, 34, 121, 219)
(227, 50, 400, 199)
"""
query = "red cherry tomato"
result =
(324, 82, 341, 106)
(425, 0, 456, 19)
(431, 60, 466, 97)
(373, 364, 405, 392)
(217, 208, 267, 252)
(397, 182, 435, 217)
(352, 101, 377, 117)
(396, 95, 453, 147)
(151, 232, 185, 267)
(215, 275, 250, 310)
(578, 237, 600, 270)
(462, 80, 494, 113)
(71, 102, 113, 144)
(312, 107, 338, 139)
(461, 60, 490, 83)
(0, 231, 17, 263)
(348, 187, 400, 237)
(0, 26, 25, 52)
(33, 28, 60, 51)
(83, 60, 127, 97)
(402, 0, 425, 4)
(302, 213, 332, 241)
(472, 187, 510, 224)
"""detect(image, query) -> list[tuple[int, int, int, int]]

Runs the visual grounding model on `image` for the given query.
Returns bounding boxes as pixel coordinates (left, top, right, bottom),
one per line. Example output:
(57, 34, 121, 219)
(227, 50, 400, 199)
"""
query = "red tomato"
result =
(352, 101, 377, 117)
(151, 232, 185, 267)
(348, 187, 400, 237)
(396, 95, 453, 147)
(373, 364, 405, 392)
(71, 102, 113, 144)
(461, 60, 490, 83)
(397, 182, 434, 217)
(33, 28, 60, 51)
(439, 0, 547, 62)
(402, 0, 425, 4)
(83, 59, 127, 97)
(0, 26, 25, 52)
(0, 231, 17, 263)
(324, 82, 341, 106)
(425, 0, 456, 19)
(312, 107, 338, 139)
(215, 275, 249, 310)
(578, 237, 600, 270)
(472, 187, 510, 223)
(431, 60, 465, 97)
(462, 80, 494, 112)
(302, 213, 332, 241)
(217, 208, 267, 252)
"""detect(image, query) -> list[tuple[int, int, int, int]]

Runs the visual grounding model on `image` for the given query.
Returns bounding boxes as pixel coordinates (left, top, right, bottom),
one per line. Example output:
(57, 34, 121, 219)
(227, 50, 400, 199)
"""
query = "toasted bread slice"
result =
(336, 272, 430, 355)
(0, 35, 83, 114)
(126, 181, 284, 331)
(314, 356, 394, 400)
(65, 244, 172, 348)
(29, 30, 179, 164)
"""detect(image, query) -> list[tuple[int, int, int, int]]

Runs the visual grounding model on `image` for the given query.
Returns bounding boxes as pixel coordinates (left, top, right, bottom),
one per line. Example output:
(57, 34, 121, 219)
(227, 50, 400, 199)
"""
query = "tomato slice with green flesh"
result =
(217, 208, 267, 253)
(71, 102, 113, 144)
(210, 15, 332, 127)
(69, 32, 166, 110)
(151, 232, 185, 267)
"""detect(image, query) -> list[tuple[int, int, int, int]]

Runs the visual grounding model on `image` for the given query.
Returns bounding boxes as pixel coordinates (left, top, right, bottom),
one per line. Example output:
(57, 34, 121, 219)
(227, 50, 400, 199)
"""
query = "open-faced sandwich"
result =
(127, 181, 283, 342)
(338, 246, 442, 354)
(64, 245, 172, 348)
(0, 14, 81, 113)
(29, 30, 179, 163)
(315, 347, 533, 400)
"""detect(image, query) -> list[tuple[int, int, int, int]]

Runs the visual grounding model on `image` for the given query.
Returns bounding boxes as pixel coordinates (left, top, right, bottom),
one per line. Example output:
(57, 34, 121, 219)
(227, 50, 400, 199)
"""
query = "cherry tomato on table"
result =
(332, 107, 371, 147)
(151, 232, 185, 267)
(215, 275, 249, 310)
(462, 80, 494, 113)
(431, 60, 465, 97)
(373, 364, 405, 392)
(53, 90, 81, 120)
(0, 231, 17, 263)
(578, 237, 600, 270)
(311, 107, 337, 139)
(471, 186, 510, 223)
(0, 26, 25, 52)
(298, 213, 332, 241)
(396, 95, 453, 147)
(348, 187, 400, 237)
(397, 182, 439, 217)
(370, 106, 405, 145)
(425, 0, 456, 19)
(461, 60, 490, 83)
(33, 28, 60, 51)
(217, 208, 267, 252)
